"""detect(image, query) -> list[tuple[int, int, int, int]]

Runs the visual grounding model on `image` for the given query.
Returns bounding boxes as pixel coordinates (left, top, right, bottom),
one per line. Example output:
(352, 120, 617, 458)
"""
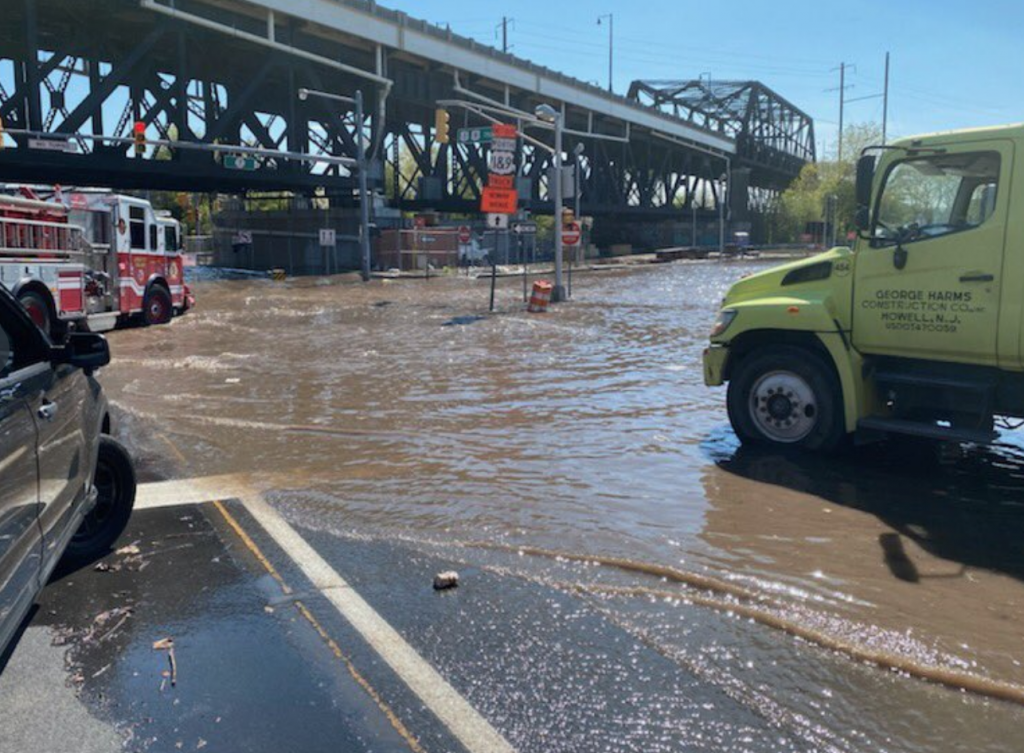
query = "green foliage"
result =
(773, 122, 883, 243)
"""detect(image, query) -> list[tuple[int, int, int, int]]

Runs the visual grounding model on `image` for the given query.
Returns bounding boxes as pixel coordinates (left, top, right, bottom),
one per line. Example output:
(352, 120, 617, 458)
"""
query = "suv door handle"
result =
(960, 273, 994, 283)
(37, 400, 58, 421)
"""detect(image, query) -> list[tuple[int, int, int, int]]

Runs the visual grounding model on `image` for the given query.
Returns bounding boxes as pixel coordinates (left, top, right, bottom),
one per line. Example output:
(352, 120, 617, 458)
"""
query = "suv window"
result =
(875, 151, 1000, 244)
(0, 302, 47, 379)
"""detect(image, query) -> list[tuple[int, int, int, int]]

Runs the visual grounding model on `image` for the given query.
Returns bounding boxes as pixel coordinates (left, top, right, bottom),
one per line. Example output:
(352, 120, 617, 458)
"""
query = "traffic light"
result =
(434, 108, 450, 144)
(133, 120, 146, 157)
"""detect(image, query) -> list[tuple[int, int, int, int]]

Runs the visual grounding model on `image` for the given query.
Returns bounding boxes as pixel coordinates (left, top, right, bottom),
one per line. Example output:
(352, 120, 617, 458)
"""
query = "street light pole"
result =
(718, 163, 729, 256)
(354, 90, 371, 282)
(552, 110, 565, 302)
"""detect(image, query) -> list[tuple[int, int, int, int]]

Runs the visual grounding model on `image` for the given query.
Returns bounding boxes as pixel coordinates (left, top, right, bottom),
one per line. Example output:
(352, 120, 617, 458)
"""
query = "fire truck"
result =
(0, 187, 192, 338)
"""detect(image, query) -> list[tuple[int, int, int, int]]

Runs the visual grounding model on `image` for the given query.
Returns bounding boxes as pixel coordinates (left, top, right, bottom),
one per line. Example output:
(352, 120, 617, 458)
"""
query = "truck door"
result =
(0, 299, 47, 645)
(852, 144, 1012, 366)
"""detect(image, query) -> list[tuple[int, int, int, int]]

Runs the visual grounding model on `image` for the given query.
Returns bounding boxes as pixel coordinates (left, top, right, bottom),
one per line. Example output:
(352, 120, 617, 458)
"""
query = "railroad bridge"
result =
(0, 0, 815, 240)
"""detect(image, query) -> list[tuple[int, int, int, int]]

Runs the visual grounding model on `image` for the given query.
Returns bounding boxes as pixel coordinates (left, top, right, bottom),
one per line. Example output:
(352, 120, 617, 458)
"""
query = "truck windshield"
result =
(875, 151, 999, 244)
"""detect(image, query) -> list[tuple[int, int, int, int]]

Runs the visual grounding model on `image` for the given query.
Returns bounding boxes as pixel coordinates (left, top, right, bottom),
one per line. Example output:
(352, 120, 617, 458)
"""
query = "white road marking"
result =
(134, 477, 517, 753)
(135, 475, 259, 509)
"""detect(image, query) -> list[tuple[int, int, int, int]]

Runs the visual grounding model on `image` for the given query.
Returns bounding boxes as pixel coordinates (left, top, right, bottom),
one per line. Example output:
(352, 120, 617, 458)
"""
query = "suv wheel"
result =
(62, 436, 137, 568)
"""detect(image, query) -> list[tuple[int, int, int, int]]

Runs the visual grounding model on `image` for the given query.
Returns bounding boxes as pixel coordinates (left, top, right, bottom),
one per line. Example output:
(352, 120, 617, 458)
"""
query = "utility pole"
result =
(597, 14, 613, 93)
(826, 63, 855, 162)
(298, 87, 372, 282)
(497, 17, 513, 53)
(882, 51, 890, 145)
(838, 62, 846, 162)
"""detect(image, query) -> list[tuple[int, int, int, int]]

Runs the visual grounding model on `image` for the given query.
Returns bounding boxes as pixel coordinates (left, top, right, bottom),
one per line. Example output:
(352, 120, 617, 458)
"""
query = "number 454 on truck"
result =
(705, 123, 1023, 451)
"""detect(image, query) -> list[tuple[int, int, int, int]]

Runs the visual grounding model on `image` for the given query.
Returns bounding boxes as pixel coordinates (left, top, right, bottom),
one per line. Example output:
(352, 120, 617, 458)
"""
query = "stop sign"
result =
(457, 225, 472, 244)
(561, 222, 581, 246)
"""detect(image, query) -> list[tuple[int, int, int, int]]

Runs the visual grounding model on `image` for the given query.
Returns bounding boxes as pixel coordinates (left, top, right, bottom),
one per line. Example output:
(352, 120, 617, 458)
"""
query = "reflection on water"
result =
(101, 262, 1024, 752)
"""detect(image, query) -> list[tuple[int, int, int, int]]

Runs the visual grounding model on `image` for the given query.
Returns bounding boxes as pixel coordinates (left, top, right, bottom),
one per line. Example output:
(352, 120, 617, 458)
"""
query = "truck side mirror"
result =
(854, 154, 876, 231)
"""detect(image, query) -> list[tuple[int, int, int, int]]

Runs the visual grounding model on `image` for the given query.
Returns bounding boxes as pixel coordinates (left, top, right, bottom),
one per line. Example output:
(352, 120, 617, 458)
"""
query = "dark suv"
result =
(0, 286, 135, 659)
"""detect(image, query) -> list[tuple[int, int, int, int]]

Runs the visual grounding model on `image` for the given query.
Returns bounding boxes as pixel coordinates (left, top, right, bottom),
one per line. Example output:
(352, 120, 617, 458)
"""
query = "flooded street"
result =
(100, 261, 1024, 752)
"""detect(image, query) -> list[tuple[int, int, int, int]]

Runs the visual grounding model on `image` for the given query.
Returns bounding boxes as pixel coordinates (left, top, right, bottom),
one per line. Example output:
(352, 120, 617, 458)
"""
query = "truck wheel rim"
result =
(749, 370, 817, 443)
(149, 297, 166, 321)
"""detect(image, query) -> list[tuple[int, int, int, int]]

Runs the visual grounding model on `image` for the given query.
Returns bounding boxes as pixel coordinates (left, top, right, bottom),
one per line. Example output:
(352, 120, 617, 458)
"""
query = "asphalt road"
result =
(0, 484, 832, 753)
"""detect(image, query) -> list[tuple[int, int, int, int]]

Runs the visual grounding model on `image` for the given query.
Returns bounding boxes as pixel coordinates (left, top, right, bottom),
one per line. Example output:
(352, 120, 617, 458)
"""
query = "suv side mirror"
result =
(53, 332, 110, 374)
(854, 154, 876, 231)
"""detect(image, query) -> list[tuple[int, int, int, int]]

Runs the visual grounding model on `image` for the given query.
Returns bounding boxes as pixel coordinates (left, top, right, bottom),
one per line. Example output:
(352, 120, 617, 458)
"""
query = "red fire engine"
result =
(0, 186, 193, 338)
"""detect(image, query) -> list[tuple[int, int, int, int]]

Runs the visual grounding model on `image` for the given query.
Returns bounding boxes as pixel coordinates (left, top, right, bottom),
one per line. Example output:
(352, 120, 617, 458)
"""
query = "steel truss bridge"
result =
(628, 79, 816, 213)
(0, 0, 815, 231)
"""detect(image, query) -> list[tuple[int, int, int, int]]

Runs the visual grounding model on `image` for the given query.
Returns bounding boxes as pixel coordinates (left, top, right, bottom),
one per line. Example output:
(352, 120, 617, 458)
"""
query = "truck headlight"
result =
(710, 309, 737, 338)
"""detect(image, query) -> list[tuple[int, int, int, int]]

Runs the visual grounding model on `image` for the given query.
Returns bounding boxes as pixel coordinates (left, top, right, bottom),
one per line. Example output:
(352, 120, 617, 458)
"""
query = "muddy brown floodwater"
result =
(101, 261, 1024, 752)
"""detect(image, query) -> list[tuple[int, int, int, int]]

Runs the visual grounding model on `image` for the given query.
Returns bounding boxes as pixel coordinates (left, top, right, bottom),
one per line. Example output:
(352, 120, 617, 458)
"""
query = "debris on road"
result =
(433, 571, 459, 590)
(116, 543, 142, 556)
(153, 637, 178, 687)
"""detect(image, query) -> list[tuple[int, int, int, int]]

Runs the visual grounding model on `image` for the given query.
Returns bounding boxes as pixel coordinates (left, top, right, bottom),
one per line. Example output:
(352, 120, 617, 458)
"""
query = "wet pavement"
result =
(0, 503, 420, 753)
(3, 260, 1024, 752)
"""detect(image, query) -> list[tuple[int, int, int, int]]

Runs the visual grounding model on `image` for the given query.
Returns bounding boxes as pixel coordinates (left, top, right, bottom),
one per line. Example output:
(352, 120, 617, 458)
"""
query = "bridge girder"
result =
(1, 0, 742, 224)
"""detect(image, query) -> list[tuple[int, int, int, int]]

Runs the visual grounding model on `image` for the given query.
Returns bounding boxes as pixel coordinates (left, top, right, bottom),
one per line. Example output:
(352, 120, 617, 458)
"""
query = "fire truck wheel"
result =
(18, 289, 53, 336)
(63, 435, 136, 569)
(143, 285, 173, 326)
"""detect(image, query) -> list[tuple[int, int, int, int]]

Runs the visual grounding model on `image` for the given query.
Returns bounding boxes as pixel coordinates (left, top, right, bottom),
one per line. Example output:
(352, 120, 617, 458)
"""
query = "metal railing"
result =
(0, 216, 86, 258)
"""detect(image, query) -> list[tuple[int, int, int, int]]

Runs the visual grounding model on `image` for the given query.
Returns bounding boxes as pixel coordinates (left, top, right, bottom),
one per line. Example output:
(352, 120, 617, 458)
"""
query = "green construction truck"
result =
(704, 123, 1022, 451)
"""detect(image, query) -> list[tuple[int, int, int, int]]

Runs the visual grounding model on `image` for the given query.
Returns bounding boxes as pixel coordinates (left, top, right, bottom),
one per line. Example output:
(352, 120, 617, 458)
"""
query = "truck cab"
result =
(704, 123, 1023, 451)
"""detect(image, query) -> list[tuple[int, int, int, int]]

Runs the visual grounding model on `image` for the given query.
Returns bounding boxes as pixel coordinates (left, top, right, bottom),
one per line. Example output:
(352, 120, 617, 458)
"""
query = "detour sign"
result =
(481, 186, 518, 214)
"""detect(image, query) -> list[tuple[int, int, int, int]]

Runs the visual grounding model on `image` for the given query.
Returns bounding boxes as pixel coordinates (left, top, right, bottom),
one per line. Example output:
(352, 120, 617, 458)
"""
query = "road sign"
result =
(226, 155, 257, 171)
(486, 213, 509, 230)
(561, 221, 582, 247)
(489, 174, 514, 190)
(28, 138, 74, 153)
(319, 228, 337, 246)
(512, 221, 537, 235)
(481, 186, 518, 214)
(457, 225, 472, 244)
(492, 123, 518, 139)
(488, 149, 516, 175)
(457, 126, 492, 144)
(490, 137, 517, 153)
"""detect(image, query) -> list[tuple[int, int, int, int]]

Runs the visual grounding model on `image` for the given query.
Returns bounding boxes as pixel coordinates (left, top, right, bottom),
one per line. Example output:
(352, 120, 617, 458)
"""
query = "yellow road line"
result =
(211, 500, 425, 753)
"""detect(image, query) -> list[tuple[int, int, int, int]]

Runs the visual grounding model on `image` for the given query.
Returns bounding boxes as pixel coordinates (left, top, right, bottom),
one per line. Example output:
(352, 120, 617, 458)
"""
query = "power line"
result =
(513, 19, 836, 67)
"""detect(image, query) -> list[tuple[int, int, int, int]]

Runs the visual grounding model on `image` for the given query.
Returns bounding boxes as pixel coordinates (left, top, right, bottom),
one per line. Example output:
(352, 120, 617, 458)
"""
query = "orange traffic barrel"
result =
(528, 280, 553, 313)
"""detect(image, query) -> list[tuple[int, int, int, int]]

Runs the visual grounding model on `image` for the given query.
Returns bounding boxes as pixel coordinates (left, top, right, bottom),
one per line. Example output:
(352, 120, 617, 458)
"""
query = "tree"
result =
(773, 122, 883, 243)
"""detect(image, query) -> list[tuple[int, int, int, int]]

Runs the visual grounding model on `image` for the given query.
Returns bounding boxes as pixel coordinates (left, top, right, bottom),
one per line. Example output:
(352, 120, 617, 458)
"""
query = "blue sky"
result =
(391, 0, 1023, 155)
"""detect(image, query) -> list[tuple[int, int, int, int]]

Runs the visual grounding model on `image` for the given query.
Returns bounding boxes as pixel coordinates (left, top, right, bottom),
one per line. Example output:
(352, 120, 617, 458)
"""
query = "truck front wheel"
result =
(143, 285, 172, 326)
(727, 346, 845, 452)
